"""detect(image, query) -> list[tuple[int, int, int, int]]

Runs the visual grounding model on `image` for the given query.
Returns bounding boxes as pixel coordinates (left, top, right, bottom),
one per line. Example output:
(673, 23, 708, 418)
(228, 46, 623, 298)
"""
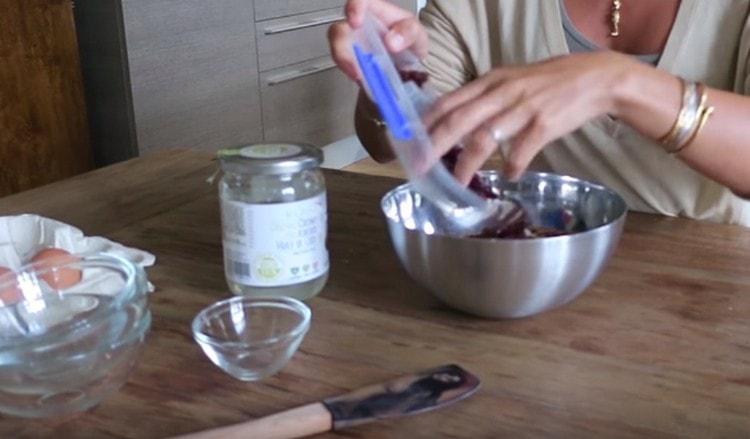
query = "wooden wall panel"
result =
(0, 0, 93, 197)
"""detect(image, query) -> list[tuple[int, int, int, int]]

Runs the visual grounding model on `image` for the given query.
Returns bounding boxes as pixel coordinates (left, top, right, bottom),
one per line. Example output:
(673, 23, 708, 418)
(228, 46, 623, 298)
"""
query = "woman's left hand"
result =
(425, 51, 638, 183)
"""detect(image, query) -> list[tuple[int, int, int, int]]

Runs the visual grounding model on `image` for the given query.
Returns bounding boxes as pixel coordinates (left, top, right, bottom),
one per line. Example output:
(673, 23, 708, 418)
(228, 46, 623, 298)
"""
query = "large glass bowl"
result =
(0, 254, 151, 417)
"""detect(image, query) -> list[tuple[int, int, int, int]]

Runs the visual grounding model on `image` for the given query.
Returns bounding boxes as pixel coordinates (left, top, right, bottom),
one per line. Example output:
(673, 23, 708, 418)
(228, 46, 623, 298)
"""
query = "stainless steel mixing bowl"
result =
(381, 171, 627, 318)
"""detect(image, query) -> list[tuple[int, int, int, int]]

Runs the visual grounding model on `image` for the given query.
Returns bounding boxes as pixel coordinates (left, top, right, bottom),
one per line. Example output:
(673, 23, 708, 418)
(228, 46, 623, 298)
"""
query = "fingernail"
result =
(388, 33, 405, 50)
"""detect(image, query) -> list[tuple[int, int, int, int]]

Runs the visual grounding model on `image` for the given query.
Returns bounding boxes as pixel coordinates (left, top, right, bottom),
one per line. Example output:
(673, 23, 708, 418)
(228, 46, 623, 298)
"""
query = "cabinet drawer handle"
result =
(263, 14, 345, 35)
(266, 61, 337, 86)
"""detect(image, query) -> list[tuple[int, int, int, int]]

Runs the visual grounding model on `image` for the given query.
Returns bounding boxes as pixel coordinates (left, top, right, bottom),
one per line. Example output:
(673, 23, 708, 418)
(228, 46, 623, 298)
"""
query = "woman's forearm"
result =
(354, 90, 396, 163)
(613, 62, 750, 197)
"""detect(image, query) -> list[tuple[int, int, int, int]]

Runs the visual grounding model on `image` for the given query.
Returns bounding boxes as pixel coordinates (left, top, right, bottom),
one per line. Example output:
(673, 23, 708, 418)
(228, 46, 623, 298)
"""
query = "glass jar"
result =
(218, 143, 328, 300)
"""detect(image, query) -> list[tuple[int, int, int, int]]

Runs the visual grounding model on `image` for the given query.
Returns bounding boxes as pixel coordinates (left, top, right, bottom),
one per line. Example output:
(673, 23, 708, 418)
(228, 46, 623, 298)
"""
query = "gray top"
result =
(559, 0, 661, 65)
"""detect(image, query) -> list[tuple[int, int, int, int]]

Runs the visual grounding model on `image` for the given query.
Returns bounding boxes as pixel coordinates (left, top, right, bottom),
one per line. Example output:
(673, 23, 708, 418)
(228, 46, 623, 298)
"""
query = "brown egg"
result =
(31, 248, 82, 290)
(0, 266, 21, 305)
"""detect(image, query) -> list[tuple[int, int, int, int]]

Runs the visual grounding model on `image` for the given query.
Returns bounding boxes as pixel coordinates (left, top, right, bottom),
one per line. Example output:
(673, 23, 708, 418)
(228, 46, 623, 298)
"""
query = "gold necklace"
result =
(610, 0, 622, 37)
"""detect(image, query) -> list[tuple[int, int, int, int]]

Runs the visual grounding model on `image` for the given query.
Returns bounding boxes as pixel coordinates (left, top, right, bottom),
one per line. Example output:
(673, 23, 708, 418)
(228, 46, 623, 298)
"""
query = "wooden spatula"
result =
(174, 364, 480, 439)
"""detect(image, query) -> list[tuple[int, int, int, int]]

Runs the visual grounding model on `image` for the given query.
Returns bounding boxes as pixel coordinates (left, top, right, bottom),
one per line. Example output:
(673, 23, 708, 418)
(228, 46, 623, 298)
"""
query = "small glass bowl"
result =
(191, 296, 311, 381)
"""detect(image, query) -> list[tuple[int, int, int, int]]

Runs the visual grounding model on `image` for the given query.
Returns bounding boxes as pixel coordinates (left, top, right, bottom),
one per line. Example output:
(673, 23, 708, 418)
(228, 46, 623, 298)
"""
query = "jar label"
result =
(221, 194, 329, 287)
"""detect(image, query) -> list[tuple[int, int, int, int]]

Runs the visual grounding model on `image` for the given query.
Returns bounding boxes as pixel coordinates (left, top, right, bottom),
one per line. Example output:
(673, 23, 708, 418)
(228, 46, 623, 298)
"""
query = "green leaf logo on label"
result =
(255, 255, 282, 280)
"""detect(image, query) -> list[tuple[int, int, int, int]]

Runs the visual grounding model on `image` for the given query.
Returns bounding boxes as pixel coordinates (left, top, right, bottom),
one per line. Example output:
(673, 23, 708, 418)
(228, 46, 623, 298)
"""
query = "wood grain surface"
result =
(0, 149, 749, 438)
(0, 0, 93, 197)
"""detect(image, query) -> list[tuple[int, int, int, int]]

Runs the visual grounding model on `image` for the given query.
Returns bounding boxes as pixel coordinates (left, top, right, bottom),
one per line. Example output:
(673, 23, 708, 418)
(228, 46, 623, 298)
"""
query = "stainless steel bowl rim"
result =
(192, 296, 312, 349)
(381, 170, 628, 241)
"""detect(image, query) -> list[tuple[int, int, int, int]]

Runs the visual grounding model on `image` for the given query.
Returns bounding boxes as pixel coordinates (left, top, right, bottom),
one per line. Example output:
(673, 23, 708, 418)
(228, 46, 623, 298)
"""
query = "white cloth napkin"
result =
(0, 215, 157, 338)
(0, 214, 156, 296)
(0, 214, 155, 270)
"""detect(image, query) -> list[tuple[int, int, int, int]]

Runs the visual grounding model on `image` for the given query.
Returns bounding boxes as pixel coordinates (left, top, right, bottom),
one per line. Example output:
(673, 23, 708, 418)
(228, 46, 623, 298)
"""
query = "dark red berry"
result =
(398, 70, 430, 88)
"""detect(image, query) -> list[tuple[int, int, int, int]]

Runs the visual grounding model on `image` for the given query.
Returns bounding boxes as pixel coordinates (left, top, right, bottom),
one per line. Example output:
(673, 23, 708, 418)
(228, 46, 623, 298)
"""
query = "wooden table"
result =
(1, 150, 749, 438)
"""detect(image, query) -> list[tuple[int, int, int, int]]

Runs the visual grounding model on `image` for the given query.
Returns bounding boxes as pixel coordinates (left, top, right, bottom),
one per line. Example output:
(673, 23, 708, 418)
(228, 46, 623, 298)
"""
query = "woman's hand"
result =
(425, 52, 638, 183)
(328, 0, 428, 83)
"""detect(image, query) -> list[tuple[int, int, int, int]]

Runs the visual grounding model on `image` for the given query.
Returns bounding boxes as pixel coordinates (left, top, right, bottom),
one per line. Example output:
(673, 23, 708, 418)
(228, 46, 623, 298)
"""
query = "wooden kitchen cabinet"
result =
(260, 58, 358, 146)
(121, 0, 263, 154)
(75, 0, 416, 165)
(254, 0, 345, 21)
(253, 3, 358, 148)
(256, 8, 344, 72)
(1, 0, 93, 196)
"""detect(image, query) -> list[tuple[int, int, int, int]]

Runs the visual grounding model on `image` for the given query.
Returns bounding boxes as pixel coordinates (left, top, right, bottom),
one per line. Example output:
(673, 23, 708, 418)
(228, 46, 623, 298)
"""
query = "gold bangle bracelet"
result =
(671, 104, 715, 154)
(668, 83, 707, 153)
(661, 81, 708, 153)
(659, 78, 691, 146)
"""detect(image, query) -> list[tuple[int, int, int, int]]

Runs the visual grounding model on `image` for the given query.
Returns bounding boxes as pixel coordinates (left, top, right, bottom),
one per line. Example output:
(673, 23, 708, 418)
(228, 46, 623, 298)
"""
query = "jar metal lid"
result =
(218, 143, 323, 175)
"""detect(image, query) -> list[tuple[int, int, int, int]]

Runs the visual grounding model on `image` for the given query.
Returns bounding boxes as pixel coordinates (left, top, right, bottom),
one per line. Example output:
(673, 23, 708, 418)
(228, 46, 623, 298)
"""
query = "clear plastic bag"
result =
(352, 14, 519, 234)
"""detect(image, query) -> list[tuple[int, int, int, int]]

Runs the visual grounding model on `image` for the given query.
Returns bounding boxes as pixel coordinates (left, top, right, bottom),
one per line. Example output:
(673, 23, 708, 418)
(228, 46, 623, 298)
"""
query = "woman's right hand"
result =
(328, 0, 429, 83)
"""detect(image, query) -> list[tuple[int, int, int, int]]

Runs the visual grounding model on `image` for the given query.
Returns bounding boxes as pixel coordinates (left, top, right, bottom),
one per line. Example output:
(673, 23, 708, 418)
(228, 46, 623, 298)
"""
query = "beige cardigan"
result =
(420, 0, 750, 225)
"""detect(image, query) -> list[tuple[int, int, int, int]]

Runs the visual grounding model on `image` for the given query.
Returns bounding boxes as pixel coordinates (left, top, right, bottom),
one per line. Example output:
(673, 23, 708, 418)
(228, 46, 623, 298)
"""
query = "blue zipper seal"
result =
(354, 44, 414, 141)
